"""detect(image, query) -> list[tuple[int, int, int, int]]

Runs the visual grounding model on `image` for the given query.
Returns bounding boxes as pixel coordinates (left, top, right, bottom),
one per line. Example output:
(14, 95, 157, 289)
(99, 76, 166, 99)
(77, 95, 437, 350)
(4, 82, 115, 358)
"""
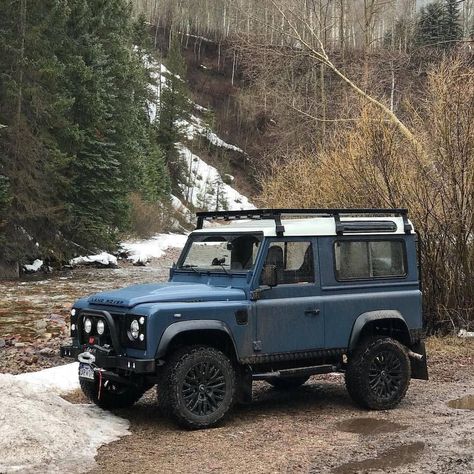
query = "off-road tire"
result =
(267, 376, 309, 390)
(345, 337, 410, 410)
(79, 377, 146, 410)
(158, 346, 236, 429)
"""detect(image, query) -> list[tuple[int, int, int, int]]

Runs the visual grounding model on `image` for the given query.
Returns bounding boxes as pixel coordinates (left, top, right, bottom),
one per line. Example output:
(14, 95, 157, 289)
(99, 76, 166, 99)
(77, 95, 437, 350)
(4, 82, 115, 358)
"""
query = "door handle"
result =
(304, 308, 320, 316)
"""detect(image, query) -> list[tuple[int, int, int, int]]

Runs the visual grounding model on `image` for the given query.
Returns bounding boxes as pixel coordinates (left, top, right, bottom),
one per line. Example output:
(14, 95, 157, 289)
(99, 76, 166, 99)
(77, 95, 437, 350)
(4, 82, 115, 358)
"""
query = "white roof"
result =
(192, 216, 415, 237)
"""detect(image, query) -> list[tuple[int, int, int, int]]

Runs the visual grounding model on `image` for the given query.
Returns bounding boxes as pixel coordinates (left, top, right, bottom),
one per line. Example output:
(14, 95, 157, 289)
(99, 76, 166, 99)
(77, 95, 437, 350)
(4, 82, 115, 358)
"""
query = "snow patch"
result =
(23, 259, 44, 273)
(16, 362, 80, 392)
(178, 144, 255, 211)
(70, 252, 117, 267)
(0, 366, 129, 473)
(143, 53, 254, 215)
(194, 103, 209, 112)
(121, 233, 188, 264)
(177, 114, 244, 153)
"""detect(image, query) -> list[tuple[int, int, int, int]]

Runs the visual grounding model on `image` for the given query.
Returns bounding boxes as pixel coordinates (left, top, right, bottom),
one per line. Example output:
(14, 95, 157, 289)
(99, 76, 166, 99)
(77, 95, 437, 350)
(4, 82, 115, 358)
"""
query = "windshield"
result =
(178, 233, 262, 272)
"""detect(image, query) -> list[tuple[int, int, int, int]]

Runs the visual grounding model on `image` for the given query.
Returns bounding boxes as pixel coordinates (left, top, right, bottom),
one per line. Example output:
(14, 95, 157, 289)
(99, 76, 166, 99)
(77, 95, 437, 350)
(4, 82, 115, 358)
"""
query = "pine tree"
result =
(57, 0, 169, 251)
(0, 0, 176, 261)
(157, 36, 191, 188)
(141, 146, 171, 202)
(416, 2, 447, 47)
(416, 0, 462, 48)
(443, 0, 462, 44)
(0, 0, 72, 260)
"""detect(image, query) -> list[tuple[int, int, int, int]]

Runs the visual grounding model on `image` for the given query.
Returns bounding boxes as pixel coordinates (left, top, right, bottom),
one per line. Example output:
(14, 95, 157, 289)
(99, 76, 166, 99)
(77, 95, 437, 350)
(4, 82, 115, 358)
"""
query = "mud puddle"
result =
(336, 417, 406, 435)
(448, 394, 474, 410)
(332, 441, 425, 473)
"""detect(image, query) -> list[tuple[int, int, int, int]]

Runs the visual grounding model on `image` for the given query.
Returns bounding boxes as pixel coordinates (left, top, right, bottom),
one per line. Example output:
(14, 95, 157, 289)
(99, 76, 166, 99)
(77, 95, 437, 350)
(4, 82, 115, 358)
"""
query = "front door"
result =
(253, 237, 324, 355)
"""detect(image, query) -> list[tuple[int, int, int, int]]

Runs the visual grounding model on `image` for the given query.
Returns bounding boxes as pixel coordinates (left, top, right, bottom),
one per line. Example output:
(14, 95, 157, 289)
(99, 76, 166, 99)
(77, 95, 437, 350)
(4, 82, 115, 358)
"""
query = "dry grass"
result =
(259, 55, 474, 333)
(426, 336, 474, 359)
(60, 389, 89, 404)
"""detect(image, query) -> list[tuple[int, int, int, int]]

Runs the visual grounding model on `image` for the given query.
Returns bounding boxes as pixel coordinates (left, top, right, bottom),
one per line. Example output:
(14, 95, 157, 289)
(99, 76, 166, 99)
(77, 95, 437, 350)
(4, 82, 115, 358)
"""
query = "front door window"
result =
(260, 240, 315, 285)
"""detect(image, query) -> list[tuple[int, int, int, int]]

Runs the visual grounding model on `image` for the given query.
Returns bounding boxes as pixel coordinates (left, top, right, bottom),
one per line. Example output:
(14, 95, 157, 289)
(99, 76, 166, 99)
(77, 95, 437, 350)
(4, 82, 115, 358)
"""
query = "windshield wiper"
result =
(211, 257, 230, 275)
(218, 263, 230, 275)
(181, 264, 199, 274)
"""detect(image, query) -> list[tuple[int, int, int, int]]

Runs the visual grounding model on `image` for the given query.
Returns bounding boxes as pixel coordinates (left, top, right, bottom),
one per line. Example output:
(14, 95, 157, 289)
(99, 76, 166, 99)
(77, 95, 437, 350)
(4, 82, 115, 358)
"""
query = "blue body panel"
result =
(250, 237, 325, 353)
(72, 233, 423, 362)
(87, 282, 247, 308)
(318, 235, 421, 348)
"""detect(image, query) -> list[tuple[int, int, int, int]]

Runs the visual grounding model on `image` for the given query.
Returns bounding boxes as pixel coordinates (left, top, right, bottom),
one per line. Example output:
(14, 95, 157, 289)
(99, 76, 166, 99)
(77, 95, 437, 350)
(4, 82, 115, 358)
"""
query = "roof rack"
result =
(195, 208, 412, 236)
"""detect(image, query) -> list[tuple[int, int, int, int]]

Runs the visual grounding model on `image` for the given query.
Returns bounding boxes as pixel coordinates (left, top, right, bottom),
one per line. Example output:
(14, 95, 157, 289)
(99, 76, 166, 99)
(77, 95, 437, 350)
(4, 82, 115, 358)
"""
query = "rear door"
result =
(252, 237, 325, 354)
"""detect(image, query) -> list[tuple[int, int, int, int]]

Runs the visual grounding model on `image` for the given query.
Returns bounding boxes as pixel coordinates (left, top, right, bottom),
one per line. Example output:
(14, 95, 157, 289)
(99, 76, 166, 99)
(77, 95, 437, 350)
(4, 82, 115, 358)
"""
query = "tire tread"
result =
(345, 336, 410, 410)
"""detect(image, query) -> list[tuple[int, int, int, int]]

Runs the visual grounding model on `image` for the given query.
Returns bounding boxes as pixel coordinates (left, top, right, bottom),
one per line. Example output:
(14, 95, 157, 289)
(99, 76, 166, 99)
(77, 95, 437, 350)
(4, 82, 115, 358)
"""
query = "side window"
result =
(334, 240, 406, 280)
(261, 240, 315, 285)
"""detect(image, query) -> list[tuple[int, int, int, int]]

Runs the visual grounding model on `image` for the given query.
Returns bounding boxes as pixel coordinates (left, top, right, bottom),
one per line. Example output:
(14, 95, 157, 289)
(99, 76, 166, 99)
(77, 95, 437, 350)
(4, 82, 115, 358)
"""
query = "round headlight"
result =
(84, 318, 92, 334)
(129, 320, 140, 340)
(96, 320, 105, 335)
(71, 308, 76, 317)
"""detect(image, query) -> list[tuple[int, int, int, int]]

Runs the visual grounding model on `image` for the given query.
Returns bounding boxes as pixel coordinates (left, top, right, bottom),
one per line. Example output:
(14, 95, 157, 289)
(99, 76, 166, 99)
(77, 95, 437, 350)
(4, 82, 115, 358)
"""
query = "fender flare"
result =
(155, 320, 238, 358)
(348, 310, 409, 351)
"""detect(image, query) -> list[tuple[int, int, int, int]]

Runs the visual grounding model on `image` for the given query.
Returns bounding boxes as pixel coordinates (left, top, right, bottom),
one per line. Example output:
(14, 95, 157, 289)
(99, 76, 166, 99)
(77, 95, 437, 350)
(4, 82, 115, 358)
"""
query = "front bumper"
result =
(61, 344, 156, 374)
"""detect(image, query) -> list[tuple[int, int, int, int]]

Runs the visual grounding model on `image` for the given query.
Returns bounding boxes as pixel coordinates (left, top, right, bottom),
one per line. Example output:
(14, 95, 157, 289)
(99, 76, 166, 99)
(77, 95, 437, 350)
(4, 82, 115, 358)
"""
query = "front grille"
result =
(79, 313, 114, 347)
(78, 310, 146, 351)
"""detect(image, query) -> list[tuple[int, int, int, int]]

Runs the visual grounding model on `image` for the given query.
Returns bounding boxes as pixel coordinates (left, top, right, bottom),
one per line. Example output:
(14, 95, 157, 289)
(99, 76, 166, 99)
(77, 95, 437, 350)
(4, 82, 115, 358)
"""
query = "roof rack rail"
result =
(195, 208, 412, 236)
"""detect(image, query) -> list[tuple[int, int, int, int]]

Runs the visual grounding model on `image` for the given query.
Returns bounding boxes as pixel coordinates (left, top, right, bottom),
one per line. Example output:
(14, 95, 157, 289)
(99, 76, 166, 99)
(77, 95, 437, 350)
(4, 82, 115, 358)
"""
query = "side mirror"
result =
(261, 264, 278, 287)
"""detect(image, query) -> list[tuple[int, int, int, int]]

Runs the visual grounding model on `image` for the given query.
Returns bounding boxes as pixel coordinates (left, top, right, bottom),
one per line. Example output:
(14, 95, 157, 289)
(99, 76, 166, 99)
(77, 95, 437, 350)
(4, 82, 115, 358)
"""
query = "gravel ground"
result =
(74, 340, 472, 474)
(1, 251, 473, 473)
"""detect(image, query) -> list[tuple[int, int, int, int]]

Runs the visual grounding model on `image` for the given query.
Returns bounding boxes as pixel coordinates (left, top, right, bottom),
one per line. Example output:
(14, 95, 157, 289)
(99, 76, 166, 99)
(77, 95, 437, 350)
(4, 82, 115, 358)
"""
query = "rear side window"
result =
(334, 240, 406, 280)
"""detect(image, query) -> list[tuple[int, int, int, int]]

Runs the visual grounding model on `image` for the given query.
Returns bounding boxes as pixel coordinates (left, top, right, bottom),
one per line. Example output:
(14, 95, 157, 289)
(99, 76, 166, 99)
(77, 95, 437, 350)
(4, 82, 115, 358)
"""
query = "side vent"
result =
(235, 309, 248, 325)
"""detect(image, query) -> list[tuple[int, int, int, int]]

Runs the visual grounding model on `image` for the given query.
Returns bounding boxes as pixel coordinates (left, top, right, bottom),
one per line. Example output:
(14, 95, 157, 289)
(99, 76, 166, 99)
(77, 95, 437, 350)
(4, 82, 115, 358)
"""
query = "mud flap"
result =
(236, 366, 253, 404)
(410, 341, 429, 380)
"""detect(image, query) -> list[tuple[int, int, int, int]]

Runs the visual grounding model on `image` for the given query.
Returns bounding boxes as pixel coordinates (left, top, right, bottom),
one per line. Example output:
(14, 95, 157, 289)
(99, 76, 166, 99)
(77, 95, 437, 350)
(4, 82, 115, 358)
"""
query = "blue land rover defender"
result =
(61, 208, 428, 429)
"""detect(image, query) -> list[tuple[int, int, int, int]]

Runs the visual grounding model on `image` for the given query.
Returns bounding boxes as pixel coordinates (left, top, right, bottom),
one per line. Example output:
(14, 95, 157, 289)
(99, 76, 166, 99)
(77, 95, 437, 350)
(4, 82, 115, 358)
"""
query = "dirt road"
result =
(84, 339, 473, 474)
(2, 253, 473, 473)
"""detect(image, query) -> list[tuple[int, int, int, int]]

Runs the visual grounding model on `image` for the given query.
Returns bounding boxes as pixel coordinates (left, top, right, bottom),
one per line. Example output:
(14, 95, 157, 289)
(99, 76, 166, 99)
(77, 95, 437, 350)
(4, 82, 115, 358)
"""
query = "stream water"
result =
(0, 255, 175, 342)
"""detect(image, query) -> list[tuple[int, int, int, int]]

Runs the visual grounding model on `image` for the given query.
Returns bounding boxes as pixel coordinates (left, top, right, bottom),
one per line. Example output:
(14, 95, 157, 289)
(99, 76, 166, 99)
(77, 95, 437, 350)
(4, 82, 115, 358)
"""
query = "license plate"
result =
(79, 363, 95, 380)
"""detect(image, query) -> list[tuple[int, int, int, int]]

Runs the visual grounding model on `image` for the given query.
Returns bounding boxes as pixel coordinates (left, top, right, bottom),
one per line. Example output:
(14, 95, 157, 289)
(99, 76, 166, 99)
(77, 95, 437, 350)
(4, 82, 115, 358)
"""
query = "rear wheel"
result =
(345, 337, 410, 410)
(79, 376, 146, 410)
(267, 376, 309, 390)
(158, 346, 236, 429)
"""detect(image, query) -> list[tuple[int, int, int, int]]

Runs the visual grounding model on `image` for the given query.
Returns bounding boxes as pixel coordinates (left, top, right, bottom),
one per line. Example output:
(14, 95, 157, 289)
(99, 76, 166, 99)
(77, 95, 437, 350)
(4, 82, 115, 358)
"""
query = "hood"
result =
(87, 282, 246, 308)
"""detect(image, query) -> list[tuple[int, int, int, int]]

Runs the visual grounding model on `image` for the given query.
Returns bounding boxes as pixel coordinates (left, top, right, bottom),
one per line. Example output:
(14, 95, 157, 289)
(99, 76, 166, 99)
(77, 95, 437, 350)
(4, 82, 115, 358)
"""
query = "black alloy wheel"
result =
(345, 337, 411, 410)
(158, 346, 236, 429)
(182, 361, 227, 416)
(368, 350, 403, 400)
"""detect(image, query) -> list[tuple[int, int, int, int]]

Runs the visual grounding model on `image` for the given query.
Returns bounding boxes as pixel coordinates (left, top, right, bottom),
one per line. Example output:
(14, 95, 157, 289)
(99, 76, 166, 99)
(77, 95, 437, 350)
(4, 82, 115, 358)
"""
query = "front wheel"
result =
(159, 346, 236, 429)
(345, 337, 410, 410)
(79, 376, 147, 410)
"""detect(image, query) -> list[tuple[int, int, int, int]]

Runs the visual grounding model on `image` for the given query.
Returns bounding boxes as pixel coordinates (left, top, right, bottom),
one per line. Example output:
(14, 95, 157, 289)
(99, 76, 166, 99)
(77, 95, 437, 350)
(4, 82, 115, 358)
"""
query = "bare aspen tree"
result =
(262, 0, 421, 151)
(338, 0, 346, 54)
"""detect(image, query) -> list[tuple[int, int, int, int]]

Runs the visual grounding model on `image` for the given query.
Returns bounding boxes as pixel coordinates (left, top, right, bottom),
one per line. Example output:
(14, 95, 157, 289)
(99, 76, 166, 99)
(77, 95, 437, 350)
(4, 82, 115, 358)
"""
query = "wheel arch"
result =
(155, 320, 238, 361)
(348, 310, 411, 351)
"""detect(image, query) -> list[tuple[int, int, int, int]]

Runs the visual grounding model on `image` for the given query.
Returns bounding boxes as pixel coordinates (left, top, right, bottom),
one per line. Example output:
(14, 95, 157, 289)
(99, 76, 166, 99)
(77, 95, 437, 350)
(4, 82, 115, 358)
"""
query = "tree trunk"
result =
(0, 261, 19, 279)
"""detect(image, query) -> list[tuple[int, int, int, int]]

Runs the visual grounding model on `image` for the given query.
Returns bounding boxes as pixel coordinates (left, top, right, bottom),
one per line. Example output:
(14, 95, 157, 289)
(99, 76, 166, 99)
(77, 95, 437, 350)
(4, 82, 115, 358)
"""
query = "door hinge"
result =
(253, 340, 262, 352)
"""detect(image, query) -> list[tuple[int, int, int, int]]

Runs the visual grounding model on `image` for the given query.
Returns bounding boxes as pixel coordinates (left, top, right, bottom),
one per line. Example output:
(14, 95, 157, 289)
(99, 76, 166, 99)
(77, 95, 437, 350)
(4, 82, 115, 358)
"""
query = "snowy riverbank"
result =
(0, 364, 129, 473)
